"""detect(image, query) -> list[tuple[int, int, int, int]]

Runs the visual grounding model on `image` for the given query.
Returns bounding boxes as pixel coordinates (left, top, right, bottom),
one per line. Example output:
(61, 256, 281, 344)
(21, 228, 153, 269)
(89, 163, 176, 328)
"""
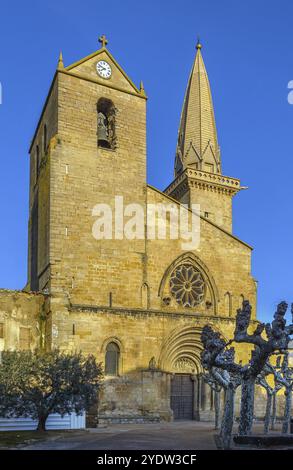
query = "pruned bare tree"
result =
(266, 353, 293, 434)
(201, 326, 241, 449)
(234, 300, 293, 435)
(256, 362, 282, 434)
(200, 299, 293, 445)
(203, 372, 222, 430)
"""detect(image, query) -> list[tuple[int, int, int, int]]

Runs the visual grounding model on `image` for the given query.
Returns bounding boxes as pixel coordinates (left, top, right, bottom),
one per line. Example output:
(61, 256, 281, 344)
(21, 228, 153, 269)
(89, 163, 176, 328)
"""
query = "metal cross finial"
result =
(98, 35, 108, 48)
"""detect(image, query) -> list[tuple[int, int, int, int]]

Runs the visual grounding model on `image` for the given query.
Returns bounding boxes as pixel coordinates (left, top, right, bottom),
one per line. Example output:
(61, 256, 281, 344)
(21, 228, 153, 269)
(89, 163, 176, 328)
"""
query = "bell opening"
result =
(97, 97, 116, 150)
(98, 139, 111, 149)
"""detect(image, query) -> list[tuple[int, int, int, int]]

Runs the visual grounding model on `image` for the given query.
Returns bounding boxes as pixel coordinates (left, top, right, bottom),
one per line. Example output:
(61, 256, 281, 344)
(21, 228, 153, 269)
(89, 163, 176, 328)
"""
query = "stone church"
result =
(0, 37, 259, 424)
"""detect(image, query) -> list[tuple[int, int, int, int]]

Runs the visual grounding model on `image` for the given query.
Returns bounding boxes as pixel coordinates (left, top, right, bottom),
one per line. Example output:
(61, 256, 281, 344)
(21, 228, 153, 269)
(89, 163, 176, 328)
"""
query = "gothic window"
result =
(97, 98, 117, 149)
(170, 263, 205, 308)
(224, 292, 232, 316)
(43, 124, 47, 153)
(239, 294, 245, 308)
(36, 145, 40, 179)
(105, 342, 120, 376)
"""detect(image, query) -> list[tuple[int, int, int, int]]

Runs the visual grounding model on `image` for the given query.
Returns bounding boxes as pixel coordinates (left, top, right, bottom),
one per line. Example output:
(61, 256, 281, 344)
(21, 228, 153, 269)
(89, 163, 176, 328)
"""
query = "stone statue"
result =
(149, 357, 157, 370)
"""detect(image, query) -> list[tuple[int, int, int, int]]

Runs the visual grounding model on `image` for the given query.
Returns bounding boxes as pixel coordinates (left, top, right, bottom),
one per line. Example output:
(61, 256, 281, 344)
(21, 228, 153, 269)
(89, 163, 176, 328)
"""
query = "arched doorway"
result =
(170, 373, 195, 420)
(159, 326, 214, 421)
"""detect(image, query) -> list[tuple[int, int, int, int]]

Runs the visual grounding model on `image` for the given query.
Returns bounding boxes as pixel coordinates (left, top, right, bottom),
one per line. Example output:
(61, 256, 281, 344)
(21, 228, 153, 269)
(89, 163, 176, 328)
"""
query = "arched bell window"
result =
(97, 98, 117, 149)
(105, 342, 120, 376)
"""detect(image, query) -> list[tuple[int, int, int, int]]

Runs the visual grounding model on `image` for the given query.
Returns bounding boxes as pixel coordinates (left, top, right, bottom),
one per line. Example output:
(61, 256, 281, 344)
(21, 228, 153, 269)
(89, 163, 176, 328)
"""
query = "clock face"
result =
(96, 60, 112, 79)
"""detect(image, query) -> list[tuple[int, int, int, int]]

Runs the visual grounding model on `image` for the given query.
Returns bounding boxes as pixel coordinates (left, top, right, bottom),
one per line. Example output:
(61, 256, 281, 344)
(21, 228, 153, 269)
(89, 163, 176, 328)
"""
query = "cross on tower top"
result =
(196, 36, 202, 50)
(98, 35, 108, 48)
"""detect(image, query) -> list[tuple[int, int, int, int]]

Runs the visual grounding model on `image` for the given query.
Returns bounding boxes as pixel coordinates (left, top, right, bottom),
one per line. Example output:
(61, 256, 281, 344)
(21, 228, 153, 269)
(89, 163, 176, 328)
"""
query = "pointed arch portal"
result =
(160, 325, 226, 420)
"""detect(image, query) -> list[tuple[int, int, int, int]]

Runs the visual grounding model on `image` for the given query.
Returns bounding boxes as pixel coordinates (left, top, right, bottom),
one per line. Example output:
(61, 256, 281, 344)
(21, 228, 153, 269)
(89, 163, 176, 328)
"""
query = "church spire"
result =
(175, 42, 221, 177)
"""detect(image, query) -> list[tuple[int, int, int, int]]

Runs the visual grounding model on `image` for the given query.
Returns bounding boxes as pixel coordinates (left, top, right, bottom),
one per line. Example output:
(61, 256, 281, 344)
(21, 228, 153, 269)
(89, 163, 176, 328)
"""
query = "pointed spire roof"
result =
(175, 41, 221, 177)
(57, 51, 64, 70)
(140, 80, 146, 97)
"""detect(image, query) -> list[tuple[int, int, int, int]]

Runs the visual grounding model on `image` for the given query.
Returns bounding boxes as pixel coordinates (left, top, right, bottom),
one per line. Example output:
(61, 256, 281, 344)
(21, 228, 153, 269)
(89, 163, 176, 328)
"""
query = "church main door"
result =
(170, 374, 194, 420)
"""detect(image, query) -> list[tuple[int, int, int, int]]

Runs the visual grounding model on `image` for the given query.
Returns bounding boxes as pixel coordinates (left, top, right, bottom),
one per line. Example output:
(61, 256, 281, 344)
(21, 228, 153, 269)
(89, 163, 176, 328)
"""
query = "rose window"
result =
(170, 263, 205, 308)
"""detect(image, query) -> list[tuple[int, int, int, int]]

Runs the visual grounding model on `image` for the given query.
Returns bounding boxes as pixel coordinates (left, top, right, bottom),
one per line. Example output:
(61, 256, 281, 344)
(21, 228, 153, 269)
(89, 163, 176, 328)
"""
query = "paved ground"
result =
(0, 421, 285, 450)
(21, 422, 218, 450)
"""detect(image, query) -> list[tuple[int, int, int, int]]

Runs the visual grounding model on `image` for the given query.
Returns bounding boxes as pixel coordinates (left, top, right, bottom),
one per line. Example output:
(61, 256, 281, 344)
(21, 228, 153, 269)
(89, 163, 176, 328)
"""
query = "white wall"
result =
(0, 412, 85, 431)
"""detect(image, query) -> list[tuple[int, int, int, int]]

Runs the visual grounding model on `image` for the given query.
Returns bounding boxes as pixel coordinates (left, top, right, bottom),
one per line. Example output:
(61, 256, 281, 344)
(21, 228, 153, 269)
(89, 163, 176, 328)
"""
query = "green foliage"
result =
(0, 350, 103, 430)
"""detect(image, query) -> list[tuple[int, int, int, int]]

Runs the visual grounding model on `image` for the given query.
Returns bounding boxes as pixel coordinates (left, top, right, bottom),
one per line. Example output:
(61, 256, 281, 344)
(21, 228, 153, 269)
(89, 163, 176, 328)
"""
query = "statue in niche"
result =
(149, 357, 157, 370)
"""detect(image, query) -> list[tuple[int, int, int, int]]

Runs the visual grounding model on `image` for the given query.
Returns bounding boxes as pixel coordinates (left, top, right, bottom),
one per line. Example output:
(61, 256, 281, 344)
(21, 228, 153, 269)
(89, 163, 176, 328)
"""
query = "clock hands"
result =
(96, 61, 111, 78)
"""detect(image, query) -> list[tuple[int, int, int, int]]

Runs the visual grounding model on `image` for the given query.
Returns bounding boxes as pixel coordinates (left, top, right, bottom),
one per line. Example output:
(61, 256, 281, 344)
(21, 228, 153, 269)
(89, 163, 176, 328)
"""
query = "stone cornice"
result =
(59, 69, 147, 101)
(164, 168, 241, 199)
(69, 303, 259, 325)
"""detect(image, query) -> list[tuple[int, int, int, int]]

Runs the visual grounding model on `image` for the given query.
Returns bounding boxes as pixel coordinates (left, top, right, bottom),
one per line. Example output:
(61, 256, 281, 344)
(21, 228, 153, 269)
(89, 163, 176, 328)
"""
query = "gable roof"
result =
(65, 46, 142, 96)
(147, 184, 253, 250)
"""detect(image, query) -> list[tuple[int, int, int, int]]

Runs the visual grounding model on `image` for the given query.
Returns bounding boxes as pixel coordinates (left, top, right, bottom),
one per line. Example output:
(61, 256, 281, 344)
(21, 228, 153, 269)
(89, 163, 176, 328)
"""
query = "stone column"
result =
(191, 374, 200, 420)
(201, 375, 207, 411)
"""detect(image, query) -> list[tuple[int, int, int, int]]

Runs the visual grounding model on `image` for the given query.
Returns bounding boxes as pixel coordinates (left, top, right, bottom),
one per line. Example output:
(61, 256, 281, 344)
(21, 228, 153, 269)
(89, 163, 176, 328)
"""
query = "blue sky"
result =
(0, 0, 292, 322)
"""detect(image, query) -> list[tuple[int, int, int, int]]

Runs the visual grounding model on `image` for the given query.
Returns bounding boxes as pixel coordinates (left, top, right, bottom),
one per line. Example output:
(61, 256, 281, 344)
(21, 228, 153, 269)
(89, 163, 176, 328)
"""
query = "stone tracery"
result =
(169, 263, 205, 308)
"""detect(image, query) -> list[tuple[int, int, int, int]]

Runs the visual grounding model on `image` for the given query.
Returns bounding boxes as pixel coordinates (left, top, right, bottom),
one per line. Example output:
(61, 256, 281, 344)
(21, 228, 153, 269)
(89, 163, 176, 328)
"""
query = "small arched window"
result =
(36, 145, 40, 178)
(105, 342, 120, 376)
(239, 294, 245, 309)
(97, 98, 116, 149)
(224, 292, 232, 317)
(43, 124, 47, 153)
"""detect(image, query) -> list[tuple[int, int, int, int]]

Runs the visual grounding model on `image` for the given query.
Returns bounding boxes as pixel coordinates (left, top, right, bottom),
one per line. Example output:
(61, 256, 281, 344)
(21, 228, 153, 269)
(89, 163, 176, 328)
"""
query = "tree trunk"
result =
(214, 389, 221, 430)
(37, 414, 48, 432)
(220, 386, 235, 449)
(270, 392, 277, 430)
(239, 376, 255, 436)
(264, 391, 272, 434)
(282, 387, 292, 434)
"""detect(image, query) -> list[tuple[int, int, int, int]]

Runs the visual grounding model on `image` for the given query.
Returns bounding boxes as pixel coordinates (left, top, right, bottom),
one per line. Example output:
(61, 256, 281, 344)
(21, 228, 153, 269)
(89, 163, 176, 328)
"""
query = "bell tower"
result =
(164, 41, 242, 232)
(28, 37, 148, 308)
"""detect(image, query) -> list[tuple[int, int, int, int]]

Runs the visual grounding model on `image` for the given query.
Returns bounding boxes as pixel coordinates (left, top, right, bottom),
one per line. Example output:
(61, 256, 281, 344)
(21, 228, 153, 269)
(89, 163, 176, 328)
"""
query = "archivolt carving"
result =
(174, 357, 196, 373)
(159, 326, 203, 373)
(159, 325, 228, 373)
